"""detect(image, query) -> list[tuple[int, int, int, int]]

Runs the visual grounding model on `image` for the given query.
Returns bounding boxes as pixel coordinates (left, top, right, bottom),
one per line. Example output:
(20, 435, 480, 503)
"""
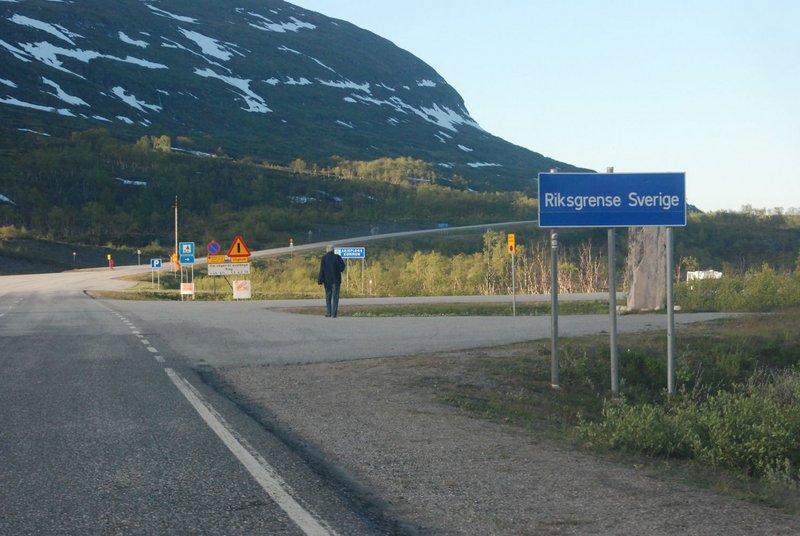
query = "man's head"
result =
(326, 244, 334, 252)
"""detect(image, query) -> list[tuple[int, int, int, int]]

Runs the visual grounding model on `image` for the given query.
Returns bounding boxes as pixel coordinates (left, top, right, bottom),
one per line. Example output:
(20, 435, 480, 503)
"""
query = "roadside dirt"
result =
(220, 350, 800, 535)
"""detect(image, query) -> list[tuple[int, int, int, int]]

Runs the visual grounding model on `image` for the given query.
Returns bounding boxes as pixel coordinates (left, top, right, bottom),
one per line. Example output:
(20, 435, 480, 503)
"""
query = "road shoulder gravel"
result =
(215, 352, 800, 535)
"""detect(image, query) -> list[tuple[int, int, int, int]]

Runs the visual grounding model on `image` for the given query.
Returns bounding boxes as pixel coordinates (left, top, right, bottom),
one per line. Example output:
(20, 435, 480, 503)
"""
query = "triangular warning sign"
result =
(227, 235, 251, 257)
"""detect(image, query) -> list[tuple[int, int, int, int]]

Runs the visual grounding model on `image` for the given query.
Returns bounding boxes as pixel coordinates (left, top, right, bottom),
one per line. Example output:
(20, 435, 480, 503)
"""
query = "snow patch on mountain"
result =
(113, 178, 147, 187)
(178, 28, 235, 61)
(119, 31, 147, 48)
(309, 56, 336, 73)
(0, 95, 74, 116)
(0, 38, 30, 62)
(0, 193, 16, 206)
(1, 78, 17, 87)
(193, 68, 271, 113)
(264, 76, 314, 86)
(284, 77, 311, 86)
(458, 144, 473, 152)
(172, 147, 214, 158)
(467, 162, 502, 168)
(276, 45, 300, 55)
(276, 45, 336, 74)
(160, 37, 229, 72)
(9, 14, 82, 46)
(16, 41, 167, 78)
(42, 77, 88, 106)
(247, 13, 316, 33)
(17, 128, 50, 136)
(111, 86, 162, 112)
(419, 104, 481, 133)
(320, 79, 370, 93)
(145, 5, 197, 24)
(336, 120, 354, 129)
(347, 93, 480, 134)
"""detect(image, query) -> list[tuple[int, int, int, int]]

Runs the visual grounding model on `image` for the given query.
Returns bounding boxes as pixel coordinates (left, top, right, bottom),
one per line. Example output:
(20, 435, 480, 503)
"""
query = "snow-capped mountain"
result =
(0, 0, 582, 191)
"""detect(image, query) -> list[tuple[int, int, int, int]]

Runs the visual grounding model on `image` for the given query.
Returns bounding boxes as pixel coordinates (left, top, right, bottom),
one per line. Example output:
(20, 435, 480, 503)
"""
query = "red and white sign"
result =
(233, 279, 251, 300)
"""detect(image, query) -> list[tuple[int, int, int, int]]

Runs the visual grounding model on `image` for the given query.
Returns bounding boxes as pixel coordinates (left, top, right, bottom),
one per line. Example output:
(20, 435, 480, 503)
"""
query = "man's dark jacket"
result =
(317, 251, 345, 286)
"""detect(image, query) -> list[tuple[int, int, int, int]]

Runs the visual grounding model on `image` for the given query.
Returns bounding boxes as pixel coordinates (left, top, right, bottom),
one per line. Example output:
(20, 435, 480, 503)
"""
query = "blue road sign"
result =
(335, 247, 366, 259)
(179, 242, 195, 255)
(179, 255, 195, 264)
(150, 259, 162, 269)
(538, 172, 686, 228)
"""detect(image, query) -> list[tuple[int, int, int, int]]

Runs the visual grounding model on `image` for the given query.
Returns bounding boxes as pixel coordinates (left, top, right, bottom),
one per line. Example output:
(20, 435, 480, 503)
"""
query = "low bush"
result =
(578, 369, 800, 483)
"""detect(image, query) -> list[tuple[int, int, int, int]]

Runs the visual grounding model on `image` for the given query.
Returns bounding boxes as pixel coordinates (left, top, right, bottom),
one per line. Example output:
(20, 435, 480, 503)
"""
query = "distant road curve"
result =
(243, 219, 539, 262)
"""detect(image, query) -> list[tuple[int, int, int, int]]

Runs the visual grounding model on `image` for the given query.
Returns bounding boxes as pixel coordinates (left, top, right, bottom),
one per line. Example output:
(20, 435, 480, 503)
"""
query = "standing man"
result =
(318, 244, 346, 317)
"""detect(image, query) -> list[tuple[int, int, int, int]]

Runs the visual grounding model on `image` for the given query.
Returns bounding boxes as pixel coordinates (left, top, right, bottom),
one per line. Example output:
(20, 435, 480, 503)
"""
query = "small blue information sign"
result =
(538, 172, 686, 228)
(150, 259, 162, 269)
(335, 247, 366, 259)
(178, 241, 195, 264)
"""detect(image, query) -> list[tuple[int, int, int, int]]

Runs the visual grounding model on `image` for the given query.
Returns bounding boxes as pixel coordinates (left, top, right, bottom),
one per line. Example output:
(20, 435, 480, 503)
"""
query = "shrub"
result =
(578, 369, 800, 483)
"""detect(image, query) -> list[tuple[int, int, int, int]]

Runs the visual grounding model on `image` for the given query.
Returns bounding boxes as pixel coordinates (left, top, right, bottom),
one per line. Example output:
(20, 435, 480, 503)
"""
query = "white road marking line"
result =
(154, 355, 165, 363)
(147, 347, 158, 353)
(141, 339, 150, 345)
(164, 368, 336, 536)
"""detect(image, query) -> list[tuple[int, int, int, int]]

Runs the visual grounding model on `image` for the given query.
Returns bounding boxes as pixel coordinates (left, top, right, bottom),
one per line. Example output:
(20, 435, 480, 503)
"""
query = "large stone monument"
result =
(626, 227, 667, 311)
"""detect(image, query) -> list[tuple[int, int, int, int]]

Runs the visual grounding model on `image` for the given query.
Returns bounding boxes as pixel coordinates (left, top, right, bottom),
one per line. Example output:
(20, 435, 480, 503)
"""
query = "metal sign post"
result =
(508, 233, 516, 317)
(609, 228, 620, 398)
(550, 230, 560, 389)
(606, 167, 620, 399)
(667, 227, 676, 394)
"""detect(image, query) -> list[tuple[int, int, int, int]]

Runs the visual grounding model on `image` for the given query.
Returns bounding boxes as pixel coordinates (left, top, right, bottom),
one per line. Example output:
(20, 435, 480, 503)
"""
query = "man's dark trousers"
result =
(325, 283, 341, 317)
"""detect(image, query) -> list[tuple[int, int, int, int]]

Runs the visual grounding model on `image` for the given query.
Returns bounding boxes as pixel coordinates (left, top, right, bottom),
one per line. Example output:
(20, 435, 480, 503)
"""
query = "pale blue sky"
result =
(290, 1, 799, 212)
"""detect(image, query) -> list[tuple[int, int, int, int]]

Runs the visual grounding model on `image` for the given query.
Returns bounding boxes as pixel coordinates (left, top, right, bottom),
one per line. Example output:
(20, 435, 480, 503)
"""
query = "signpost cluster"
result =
(171, 235, 253, 300)
(207, 235, 252, 300)
(538, 171, 686, 396)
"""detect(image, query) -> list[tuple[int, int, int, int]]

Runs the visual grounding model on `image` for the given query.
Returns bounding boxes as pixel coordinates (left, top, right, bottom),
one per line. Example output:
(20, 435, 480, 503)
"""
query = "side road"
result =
(219, 352, 800, 535)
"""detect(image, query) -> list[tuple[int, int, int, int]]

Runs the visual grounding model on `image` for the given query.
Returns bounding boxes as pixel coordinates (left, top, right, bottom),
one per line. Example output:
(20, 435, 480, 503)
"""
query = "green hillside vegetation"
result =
(0, 128, 533, 250)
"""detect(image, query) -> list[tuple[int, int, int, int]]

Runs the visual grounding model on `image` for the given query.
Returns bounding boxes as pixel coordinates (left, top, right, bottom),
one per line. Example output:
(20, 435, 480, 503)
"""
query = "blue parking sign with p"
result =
(151, 259, 162, 268)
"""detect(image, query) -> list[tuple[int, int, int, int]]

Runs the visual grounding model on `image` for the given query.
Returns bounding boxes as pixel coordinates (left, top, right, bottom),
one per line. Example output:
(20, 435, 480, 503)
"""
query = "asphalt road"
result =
(0, 261, 734, 534)
(0, 291, 401, 534)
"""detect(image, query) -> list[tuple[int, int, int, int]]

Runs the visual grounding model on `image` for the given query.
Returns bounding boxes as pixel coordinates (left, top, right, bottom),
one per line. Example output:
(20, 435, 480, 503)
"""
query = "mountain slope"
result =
(0, 0, 585, 192)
